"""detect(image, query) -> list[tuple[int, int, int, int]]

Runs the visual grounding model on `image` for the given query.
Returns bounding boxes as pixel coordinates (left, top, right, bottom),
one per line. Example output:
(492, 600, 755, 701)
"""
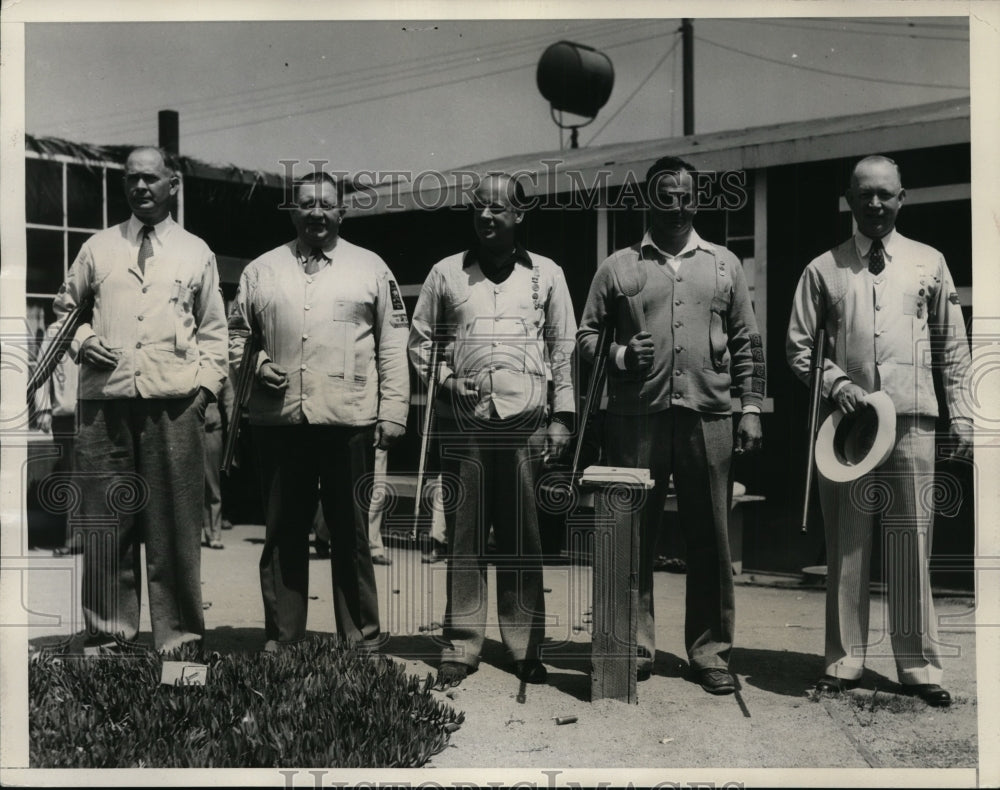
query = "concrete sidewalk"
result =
(24, 523, 979, 770)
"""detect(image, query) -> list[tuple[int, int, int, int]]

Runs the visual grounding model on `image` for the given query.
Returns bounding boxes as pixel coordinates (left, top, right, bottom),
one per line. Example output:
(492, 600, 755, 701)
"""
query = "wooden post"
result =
(579, 466, 653, 703)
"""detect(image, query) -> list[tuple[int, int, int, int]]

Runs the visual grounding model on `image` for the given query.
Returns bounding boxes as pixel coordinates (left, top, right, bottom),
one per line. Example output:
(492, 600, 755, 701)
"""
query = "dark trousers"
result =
(438, 414, 547, 667)
(202, 402, 223, 545)
(76, 396, 206, 652)
(254, 424, 379, 645)
(605, 408, 735, 671)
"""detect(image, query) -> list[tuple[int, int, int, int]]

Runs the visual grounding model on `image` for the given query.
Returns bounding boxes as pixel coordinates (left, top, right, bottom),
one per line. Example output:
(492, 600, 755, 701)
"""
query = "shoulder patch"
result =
(390, 313, 409, 328)
(388, 280, 405, 311)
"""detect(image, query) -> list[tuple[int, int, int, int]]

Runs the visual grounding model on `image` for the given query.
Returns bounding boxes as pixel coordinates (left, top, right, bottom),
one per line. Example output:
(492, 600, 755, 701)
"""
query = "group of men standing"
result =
(47, 145, 970, 708)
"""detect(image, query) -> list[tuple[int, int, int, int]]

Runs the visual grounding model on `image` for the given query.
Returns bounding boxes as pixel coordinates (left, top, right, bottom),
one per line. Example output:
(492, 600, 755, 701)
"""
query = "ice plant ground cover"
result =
(29, 637, 463, 768)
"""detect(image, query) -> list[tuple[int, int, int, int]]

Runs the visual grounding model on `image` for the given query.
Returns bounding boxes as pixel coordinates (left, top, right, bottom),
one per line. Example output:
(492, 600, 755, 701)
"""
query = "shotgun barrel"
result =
(800, 327, 827, 533)
(571, 318, 613, 481)
(221, 328, 261, 475)
(411, 338, 442, 541)
(26, 296, 93, 400)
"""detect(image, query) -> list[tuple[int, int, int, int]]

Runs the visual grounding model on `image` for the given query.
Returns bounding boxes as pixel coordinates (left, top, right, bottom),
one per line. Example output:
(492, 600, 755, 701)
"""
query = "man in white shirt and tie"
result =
(786, 155, 973, 707)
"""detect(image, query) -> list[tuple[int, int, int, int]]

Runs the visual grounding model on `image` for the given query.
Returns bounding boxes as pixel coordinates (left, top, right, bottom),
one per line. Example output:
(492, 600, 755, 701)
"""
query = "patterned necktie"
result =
(868, 237, 885, 275)
(137, 225, 154, 275)
(304, 248, 325, 275)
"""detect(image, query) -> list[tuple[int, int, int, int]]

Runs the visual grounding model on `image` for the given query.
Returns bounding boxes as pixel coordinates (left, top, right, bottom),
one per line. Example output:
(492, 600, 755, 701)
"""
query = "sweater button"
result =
(675, 300, 682, 306)
(675, 346, 682, 353)
(674, 321, 682, 328)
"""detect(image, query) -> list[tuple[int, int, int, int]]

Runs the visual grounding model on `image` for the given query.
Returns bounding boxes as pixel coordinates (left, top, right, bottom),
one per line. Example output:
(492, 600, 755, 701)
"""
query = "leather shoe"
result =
(698, 668, 736, 695)
(902, 683, 952, 707)
(436, 661, 472, 689)
(814, 675, 860, 694)
(513, 659, 547, 684)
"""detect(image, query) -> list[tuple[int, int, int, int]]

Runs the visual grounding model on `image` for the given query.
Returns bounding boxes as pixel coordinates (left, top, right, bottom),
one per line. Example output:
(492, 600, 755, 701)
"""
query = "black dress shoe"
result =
(902, 683, 952, 707)
(814, 674, 861, 694)
(698, 668, 736, 695)
(513, 659, 547, 684)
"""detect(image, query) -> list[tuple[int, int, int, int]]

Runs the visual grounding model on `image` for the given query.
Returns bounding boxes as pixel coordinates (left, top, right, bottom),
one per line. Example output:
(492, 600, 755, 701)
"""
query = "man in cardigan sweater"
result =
(578, 156, 764, 694)
(228, 170, 410, 651)
(786, 155, 973, 707)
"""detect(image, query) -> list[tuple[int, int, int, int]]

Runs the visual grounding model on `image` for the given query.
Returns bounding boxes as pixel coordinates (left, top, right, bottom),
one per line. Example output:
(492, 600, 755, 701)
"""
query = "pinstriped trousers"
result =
(819, 415, 944, 685)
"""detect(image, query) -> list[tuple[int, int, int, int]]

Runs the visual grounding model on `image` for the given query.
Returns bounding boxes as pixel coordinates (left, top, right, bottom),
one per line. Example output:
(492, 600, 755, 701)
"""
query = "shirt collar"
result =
(854, 229, 896, 261)
(295, 241, 334, 264)
(463, 244, 533, 269)
(128, 214, 174, 242)
(640, 229, 710, 260)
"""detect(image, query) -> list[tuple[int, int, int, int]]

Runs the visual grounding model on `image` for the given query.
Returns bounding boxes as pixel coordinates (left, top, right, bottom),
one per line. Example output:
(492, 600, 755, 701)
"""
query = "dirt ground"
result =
(24, 523, 981, 777)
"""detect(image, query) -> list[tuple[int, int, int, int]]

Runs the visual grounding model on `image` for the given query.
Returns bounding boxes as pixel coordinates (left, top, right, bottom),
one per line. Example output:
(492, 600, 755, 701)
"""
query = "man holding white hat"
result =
(786, 155, 973, 707)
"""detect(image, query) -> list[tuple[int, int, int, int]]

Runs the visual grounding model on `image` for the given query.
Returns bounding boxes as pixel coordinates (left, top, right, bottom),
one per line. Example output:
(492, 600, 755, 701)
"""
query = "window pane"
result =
(105, 169, 130, 226)
(26, 229, 65, 294)
(66, 163, 103, 229)
(68, 231, 93, 266)
(26, 159, 63, 226)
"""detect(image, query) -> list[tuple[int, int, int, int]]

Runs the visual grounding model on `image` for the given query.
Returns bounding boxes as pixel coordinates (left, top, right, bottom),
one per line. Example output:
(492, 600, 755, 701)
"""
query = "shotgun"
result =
(26, 296, 93, 401)
(800, 326, 827, 534)
(221, 320, 261, 475)
(411, 337, 443, 541)
(571, 318, 613, 481)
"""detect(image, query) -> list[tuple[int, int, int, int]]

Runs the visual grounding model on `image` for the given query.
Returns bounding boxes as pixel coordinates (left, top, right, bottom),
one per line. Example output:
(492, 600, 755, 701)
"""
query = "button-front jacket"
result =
(578, 231, 765, 416)
(786, 230, 972, 420)
(228, 238, 410, 428)
(53, 215, 228, 400)
(408, 246, 577, 421)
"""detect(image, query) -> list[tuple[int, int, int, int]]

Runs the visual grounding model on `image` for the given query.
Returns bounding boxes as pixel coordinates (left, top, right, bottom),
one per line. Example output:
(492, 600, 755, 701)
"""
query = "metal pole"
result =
(158, 110, 179, 155)
(681, 19, 694, 135)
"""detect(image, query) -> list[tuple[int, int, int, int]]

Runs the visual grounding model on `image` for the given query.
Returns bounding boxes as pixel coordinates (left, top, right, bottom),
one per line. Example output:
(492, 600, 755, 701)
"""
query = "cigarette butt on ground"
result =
(552, 715, 578, 725)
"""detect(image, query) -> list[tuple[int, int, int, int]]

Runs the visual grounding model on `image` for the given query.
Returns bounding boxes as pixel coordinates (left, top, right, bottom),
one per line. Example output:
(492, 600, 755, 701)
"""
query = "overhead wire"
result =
(74, 19, 663, 138)
(586, 33, 681, 145)
(725, 17, 968, 41)
(177, 24, 685, 139)
(697, 35, 967, 90)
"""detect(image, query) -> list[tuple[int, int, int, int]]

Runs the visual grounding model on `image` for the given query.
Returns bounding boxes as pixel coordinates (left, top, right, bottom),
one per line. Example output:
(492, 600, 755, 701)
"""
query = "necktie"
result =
(137, 225, 154, 275)
(868, 237, 885, 276)
(304, 248, 325, 275)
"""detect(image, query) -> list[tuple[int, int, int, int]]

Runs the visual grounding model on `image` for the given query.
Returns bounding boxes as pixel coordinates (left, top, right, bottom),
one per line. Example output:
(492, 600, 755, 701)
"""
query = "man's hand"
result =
(79, 336, 119, 370)
(258, 362, 289, 392)
(624, 331, 655, 371)
(834, 382, 868, 414)
(734, 413, 762, 455)
(948, 420, 973, 461)
(374, 420, 405, 450)
(36, 411, 52, 433)
(544, 420, 571, 463)
(442, 375, 479, 405)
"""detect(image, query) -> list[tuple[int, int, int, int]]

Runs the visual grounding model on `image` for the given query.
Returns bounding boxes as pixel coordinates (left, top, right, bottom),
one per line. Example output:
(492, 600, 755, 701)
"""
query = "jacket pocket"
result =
(704, 294, 731, 371)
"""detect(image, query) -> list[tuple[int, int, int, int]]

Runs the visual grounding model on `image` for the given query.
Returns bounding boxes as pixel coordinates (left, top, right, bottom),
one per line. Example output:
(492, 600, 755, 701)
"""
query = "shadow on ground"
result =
(735, 646, 895, 698)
